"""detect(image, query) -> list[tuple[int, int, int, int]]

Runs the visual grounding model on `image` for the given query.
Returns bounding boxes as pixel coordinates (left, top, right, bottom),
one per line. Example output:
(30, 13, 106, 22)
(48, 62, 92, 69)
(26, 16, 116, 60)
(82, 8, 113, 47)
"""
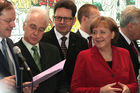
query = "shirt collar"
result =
(79, 29, 91, 39)
(22, 38, 39, 50)
(54, 27, 70, 40)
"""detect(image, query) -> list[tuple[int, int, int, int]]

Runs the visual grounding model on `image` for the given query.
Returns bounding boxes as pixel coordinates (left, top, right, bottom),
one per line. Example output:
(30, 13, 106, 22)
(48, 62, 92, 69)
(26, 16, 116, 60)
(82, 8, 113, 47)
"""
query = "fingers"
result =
(1, 76, 16, 89)
(108, 83, 122, 92)
(23, 87, 31, 93)
(118, 82, 124, 87)
(100, 82, 122, 93)
(107, 82, 117, 87)
(23, 82, 38, 93)
(118, 82, 130, 93)
(111, 87, 122, 92)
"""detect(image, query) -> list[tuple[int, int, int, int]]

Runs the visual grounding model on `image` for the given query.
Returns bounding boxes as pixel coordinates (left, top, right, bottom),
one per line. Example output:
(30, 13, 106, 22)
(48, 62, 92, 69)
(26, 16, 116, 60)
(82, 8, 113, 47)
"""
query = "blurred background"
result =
(8, 0, 140, 46)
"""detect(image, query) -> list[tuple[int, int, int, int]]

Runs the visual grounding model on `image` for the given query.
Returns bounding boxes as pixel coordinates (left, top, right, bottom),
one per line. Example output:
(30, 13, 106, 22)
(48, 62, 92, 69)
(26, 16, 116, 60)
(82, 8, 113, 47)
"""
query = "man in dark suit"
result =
(0, 1, 34, 93)
(41, 1, 88, 93)
(76, 4, 100, 48)
(15, 7, 61, 93)
(113, 5, 140, 77)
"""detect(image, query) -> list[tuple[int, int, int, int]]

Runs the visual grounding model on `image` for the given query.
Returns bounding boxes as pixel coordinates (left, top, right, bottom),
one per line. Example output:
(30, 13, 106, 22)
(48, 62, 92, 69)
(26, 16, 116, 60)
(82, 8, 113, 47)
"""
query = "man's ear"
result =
(23, 22, 26, 32)
(127, 22, 135, 31)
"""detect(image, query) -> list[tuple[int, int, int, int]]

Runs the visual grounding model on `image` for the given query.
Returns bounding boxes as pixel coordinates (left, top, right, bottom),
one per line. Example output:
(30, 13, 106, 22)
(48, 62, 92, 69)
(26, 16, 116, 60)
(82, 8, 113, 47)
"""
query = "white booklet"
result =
(23, 59, 66, 87)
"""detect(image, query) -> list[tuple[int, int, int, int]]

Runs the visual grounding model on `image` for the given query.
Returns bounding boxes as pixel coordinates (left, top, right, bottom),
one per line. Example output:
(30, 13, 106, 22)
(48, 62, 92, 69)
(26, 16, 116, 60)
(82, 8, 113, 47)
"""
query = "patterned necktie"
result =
(87, 36, 92, 48)
(61, 36, 67, 58)
(31, 46, 41, 71)
(1, 39, 15, 75)
(130, 42, 138, 58)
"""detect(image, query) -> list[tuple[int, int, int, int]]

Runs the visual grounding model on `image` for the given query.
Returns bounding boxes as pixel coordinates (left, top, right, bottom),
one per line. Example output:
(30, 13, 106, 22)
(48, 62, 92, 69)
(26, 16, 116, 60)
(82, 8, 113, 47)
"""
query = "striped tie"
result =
(32, 46, 41, 71)
(61, 36, 67, 58)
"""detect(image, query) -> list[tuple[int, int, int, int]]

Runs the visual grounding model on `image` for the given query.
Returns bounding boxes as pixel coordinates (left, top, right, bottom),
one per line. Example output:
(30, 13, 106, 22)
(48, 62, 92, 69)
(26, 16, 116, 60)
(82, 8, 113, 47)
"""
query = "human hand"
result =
(100, 82, 122, 93)
(0, 75, 16, 90)
(118, 82, 130, 93)
(23, 82, 38, 93)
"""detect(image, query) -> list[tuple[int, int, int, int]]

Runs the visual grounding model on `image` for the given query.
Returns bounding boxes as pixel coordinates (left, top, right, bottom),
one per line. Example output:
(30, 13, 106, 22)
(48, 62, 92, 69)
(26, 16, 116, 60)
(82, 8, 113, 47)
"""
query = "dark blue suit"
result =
(0, 38, 21, 92)
(41, 27, 88, 93)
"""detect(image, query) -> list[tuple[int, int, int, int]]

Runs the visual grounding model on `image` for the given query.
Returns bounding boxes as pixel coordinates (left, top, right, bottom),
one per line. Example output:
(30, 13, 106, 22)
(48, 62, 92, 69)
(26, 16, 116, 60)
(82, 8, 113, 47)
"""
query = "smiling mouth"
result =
(96, 39, 104, 43)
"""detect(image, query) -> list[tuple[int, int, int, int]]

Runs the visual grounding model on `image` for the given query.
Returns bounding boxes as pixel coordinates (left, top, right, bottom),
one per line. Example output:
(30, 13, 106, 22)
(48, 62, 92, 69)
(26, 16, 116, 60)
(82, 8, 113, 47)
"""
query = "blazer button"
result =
(112, 74, 114, 77)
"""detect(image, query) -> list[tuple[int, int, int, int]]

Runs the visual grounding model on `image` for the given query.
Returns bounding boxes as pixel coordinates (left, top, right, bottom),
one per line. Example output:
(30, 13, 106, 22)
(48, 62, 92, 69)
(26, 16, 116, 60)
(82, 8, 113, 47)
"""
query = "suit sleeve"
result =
(71, 52, 100, 93)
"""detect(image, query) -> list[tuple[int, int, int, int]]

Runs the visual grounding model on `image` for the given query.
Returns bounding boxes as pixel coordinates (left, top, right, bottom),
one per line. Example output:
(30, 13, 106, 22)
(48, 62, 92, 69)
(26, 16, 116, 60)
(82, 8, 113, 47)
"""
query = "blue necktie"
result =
(1, 39, 15, 75)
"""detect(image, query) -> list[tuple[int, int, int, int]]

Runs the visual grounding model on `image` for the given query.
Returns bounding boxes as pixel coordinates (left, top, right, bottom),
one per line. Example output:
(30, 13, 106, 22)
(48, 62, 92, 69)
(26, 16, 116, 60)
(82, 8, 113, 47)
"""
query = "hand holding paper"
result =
(23, 59, 66, 87)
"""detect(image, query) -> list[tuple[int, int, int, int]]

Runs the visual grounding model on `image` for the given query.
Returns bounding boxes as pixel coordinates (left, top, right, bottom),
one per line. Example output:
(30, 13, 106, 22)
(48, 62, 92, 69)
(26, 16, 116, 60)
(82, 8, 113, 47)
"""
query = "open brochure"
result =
(23, 59, 66, 87)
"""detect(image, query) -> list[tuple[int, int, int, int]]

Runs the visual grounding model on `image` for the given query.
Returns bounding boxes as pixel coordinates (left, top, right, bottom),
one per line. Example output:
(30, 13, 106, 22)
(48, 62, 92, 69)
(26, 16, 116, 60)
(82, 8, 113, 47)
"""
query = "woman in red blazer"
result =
(71, 16, 138, 93)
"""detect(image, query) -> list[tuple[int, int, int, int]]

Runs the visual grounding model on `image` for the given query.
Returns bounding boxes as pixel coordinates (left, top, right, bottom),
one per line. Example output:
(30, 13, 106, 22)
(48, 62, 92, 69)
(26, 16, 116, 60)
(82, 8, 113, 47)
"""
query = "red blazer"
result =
(71, 46, 138, 93)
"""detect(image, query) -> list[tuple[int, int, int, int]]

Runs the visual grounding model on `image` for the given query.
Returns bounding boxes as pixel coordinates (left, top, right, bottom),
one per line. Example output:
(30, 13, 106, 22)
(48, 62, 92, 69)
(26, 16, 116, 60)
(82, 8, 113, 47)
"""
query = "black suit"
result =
(41, 27, 88, 92)
(15, 39, 61, 93)
(0, 38, 21, 92)
(113, 33, 140, 77)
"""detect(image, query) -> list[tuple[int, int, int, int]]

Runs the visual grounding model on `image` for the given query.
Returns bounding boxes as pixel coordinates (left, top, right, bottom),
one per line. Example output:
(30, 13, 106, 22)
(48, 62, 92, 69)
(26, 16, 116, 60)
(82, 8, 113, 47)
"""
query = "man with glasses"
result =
(0, 1, 36, 93)
(15, 7, 61, 93)
(41, 0, 88, 93)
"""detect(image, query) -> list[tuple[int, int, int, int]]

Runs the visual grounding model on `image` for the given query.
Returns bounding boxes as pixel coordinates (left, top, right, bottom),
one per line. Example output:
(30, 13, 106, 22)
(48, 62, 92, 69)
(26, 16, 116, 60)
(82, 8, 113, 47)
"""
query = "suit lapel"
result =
(50, 29, 65, 60)
(67, 32, 76, 56)
(120, 34, 130, 48)
(39, 43, 50, 71)
(17, 39, 41, 74)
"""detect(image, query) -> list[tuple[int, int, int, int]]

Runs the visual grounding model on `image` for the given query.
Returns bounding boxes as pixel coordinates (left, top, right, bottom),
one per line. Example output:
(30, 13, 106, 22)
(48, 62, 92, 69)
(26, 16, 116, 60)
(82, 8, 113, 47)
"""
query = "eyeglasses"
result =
(54, 16, 73, 22)
(29, 24, 46, 33)
(0, 18, 15, 24)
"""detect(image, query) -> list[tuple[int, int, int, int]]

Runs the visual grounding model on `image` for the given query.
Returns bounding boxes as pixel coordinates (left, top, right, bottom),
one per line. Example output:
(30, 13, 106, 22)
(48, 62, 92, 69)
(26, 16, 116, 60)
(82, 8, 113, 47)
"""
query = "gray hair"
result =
(24, 7, 49, 26)
(120, 5, 140, 28)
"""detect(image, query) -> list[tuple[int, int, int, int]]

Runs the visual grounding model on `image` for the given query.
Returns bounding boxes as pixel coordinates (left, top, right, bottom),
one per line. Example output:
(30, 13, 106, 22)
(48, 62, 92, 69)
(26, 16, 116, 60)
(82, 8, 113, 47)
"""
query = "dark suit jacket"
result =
(71, 46, 138, 93)
(0, 38, 21, 93)
(15, 39, 61, 93)
(41, 27, 88, 92)
(113, 33, 140, 77)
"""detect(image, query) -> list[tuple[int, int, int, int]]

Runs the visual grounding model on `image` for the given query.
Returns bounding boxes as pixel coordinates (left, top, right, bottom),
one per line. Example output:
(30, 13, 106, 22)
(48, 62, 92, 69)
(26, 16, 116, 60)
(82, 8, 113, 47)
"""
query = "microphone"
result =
(13, 46, 34, 93)
(13, 46, 31, 71)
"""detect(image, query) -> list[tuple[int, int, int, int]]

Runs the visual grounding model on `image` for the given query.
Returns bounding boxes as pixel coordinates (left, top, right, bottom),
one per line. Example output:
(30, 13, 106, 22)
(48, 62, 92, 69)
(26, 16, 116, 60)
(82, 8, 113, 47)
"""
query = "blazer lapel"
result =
(17, 39, 41, 74)
(92, 46, 113, 73)
(50, 29, 65, 60)
(39, 43, 50, 71)
(67, 32, 76, 56)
